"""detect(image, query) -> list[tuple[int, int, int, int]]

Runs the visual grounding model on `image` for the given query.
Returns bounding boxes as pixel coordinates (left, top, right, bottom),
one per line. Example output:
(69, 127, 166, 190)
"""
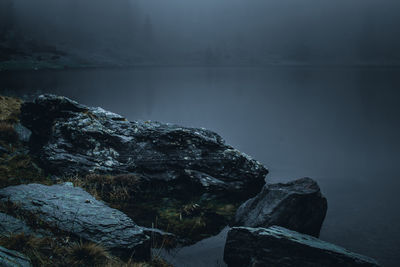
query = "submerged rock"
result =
(0, 183, 150, 260)
(0, 246, 32, 267)
(223, 226, 380, 267)
(234, 177, 327, 237)
(20, 94, 267, 199)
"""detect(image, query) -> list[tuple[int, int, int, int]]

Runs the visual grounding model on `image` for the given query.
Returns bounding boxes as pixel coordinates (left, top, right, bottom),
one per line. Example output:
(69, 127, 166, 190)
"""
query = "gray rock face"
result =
(0, 212, 32, 237)
(0, 212, 51, 238)
(224, 226, 380, 267)
(20, 94, 267, 198)
(0, 246, 32, 267)
(234, 177, 327, 237)
(0, 183, 150, 260)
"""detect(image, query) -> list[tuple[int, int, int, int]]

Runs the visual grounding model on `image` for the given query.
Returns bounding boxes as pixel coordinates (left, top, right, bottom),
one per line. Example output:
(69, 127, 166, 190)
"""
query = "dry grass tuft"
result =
(0, 233, 43, 253)
(0, 95, 22, 123)
(0, 153, 48, 189)
(67, 241, 111, 267)
(0, 233, 65, 266)
(69, 174, 142, 203)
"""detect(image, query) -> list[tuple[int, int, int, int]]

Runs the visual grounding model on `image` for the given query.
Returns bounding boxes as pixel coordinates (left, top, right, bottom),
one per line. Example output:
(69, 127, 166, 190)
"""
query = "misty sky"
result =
(7, 0, 400, 64)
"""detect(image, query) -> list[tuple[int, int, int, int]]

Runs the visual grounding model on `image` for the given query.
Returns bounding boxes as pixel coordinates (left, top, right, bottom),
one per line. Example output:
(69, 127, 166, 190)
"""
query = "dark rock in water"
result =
(20, 94, 267, 199)
(223, 226, 380, 267)
(0, 246, 32, 267)
(234, 177, 327, 237)
(0, 183, 150, 260)
(0, 212, 33, 236)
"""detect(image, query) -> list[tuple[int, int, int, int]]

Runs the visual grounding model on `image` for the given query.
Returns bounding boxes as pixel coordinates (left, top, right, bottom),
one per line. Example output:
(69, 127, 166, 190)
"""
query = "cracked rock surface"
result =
(0, 183, 150, 260)
(21, 94, 267, 199)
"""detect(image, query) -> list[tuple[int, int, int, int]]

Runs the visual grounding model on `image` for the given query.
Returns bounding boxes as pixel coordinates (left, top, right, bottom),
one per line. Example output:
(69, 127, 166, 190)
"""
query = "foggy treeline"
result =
(1, 0, 400, 65)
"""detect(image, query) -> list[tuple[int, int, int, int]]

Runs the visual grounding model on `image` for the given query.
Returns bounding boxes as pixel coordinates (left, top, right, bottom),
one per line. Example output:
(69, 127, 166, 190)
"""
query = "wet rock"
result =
(20, 94, 267, 199)
(234, 177, 327, 237)
(223, 226, 380, 267)
(0, 183, 150, 260)
(0, 246, 32, 267)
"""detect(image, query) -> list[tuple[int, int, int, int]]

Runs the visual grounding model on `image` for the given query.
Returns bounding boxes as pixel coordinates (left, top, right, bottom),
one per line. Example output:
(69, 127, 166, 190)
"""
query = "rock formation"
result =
(234, 177, 327, 237)
(224, 226, 380, 267)
(0, 183, 150, 260)
(21, 94, 267, 199)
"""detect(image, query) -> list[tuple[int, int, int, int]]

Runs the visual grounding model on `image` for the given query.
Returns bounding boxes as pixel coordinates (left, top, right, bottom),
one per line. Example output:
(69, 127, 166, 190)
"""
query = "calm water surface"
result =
(1, 66, 399, 266)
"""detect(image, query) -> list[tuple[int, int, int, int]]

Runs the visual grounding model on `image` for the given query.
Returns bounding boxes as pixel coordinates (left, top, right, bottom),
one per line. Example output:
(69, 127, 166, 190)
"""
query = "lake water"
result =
(1, 66, 399, 266)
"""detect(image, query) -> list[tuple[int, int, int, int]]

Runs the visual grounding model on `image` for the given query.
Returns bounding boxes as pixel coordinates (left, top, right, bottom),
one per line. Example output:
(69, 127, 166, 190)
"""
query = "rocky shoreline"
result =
(0, 94, 380, 266)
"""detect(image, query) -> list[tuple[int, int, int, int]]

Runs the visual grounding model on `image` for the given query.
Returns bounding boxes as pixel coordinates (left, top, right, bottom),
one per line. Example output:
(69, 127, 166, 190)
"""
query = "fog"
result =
(1, 0, 400, 266)
(3, 0, 400, 65)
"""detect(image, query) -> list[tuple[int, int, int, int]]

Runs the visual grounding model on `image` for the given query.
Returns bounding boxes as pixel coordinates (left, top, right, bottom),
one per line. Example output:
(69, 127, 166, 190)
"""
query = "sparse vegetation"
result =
(0, 233, 69, 266)
(68, 173, 240, 245)
(69, 174, 142, 202)
(68, 241, 111, 266)
(0, 95, 21, 123)
(0, 233, 171, 267)
(0, 95, 51, 188)
(0, 153, 49, 188)
(0, 95, 21, 147)
(0, 122, 18, 143)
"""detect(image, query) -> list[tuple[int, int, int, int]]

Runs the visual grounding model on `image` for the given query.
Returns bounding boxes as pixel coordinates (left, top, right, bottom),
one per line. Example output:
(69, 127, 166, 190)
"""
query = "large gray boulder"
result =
(223, 226, 380, 267)
(0, 183, 150, 260)
(0, 246, 32, 267)
(234, 178, 327, 237)
(20, 94, 267, 199)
